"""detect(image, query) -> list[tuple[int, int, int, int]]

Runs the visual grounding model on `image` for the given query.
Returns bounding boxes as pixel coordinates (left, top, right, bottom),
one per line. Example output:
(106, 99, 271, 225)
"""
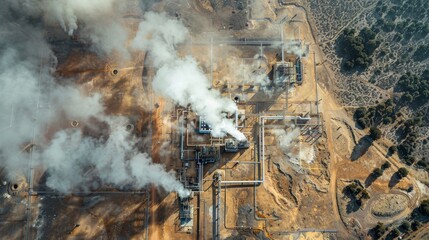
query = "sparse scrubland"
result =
(310, 0, 429, 172)
(309, 0, 429, 238)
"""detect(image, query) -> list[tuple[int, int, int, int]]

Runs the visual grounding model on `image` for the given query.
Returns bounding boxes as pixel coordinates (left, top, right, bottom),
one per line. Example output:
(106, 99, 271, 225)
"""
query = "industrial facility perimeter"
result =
(4, 1, 427, 240)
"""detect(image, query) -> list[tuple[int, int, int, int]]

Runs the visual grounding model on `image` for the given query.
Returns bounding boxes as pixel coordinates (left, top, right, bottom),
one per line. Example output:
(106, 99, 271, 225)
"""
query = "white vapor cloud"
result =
(0, 1, 190, 197)
(132, 12, 247, 141)
(8, 0, 129, 56)
(40, 123, 190, 198)
(132, 11, 189, 67)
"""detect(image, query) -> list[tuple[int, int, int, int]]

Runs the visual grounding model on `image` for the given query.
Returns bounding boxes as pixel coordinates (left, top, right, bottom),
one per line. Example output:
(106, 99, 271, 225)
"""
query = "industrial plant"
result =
(2, 0, 428, 240)
(170, 36, 323, 238)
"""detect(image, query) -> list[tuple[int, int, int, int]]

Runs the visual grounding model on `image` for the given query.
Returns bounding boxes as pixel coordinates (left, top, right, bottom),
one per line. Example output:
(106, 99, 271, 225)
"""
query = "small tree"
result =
(401, 221, 411, 232)
(388, 145, 397, 154)
(373, 168, 383, 178)
(390, 228, 400, 238)
(419, 199, 429, 215)
(345, 182, 363, 196)
(411, 220, 422, 231)
(357, 118, 368, 128)
(398, 167, 409, 178)
(361, 189, 370, 199)
(417, 160, 428, 169)
(369, 127, 382, 140)
(382, 116, 392, 124)
(373, 222, 386, 239)
(381, 161, 391, 170)
(401, 92, 413, 102)
(354, 107, 366, 119)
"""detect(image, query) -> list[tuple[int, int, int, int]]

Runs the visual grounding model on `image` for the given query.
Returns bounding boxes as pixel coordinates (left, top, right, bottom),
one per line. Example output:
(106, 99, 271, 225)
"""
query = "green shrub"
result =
(382, 161, 391, 170)
(419, 199, 429, 215)
(369, 127, 382, 140)
(398, 167, 409, 178)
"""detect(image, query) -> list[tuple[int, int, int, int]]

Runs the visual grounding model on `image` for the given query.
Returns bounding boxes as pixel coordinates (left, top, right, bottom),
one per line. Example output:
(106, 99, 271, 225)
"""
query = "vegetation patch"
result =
(336, 28, 381, 71)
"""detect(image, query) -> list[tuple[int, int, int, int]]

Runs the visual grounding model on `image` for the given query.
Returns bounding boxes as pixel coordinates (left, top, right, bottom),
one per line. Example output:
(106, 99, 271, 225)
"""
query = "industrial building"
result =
(198, 116, 212, 134)
(274, 61, 296, 85)
(179, 196, 194, 233)
(170, 35, 321, 240)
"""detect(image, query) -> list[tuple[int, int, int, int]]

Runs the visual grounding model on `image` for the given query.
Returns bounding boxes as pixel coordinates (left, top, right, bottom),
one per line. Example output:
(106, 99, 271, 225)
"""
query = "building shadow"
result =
(351, 136, 373, 161)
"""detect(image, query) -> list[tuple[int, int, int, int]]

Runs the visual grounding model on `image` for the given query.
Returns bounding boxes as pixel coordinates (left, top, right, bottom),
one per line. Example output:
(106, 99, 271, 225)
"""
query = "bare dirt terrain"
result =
(1, 0, 429, 240)
(303, 0, 429, 238)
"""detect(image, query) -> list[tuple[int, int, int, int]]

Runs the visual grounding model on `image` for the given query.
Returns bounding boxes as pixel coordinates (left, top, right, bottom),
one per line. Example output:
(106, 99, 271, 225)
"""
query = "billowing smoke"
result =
(153, 57, 246, 140)
(8, 0, 129, 56)
(39, 121, 190, 198)
(132, 12, 247, 141)
(0, 8, 103, 174)
(0, 1, 190, 197)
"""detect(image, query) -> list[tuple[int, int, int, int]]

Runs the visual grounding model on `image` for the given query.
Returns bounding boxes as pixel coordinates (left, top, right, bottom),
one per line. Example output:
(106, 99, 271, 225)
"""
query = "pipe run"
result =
(218, 115, 311, 185)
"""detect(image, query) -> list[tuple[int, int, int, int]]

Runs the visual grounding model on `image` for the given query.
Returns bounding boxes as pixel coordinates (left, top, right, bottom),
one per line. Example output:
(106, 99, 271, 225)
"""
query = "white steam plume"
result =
(0, 17, 103, 174)
(0, 2, 189, 197)
(132, 12, 246, 141)
(39, 122, 190, 198)
(9, 0, 129, 56)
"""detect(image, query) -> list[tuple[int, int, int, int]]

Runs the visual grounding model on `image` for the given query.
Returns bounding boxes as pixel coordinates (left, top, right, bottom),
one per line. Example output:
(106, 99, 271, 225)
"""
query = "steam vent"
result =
(1, 1, 428, 240)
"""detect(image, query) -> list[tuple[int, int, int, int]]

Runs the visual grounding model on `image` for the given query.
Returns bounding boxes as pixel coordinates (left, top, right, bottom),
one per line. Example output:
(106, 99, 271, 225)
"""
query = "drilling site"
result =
(1, 0, 428, 240)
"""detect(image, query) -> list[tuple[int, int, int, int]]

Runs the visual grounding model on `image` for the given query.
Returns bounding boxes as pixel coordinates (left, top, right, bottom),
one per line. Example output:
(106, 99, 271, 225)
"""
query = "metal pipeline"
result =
(180, 115, 184, 160)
